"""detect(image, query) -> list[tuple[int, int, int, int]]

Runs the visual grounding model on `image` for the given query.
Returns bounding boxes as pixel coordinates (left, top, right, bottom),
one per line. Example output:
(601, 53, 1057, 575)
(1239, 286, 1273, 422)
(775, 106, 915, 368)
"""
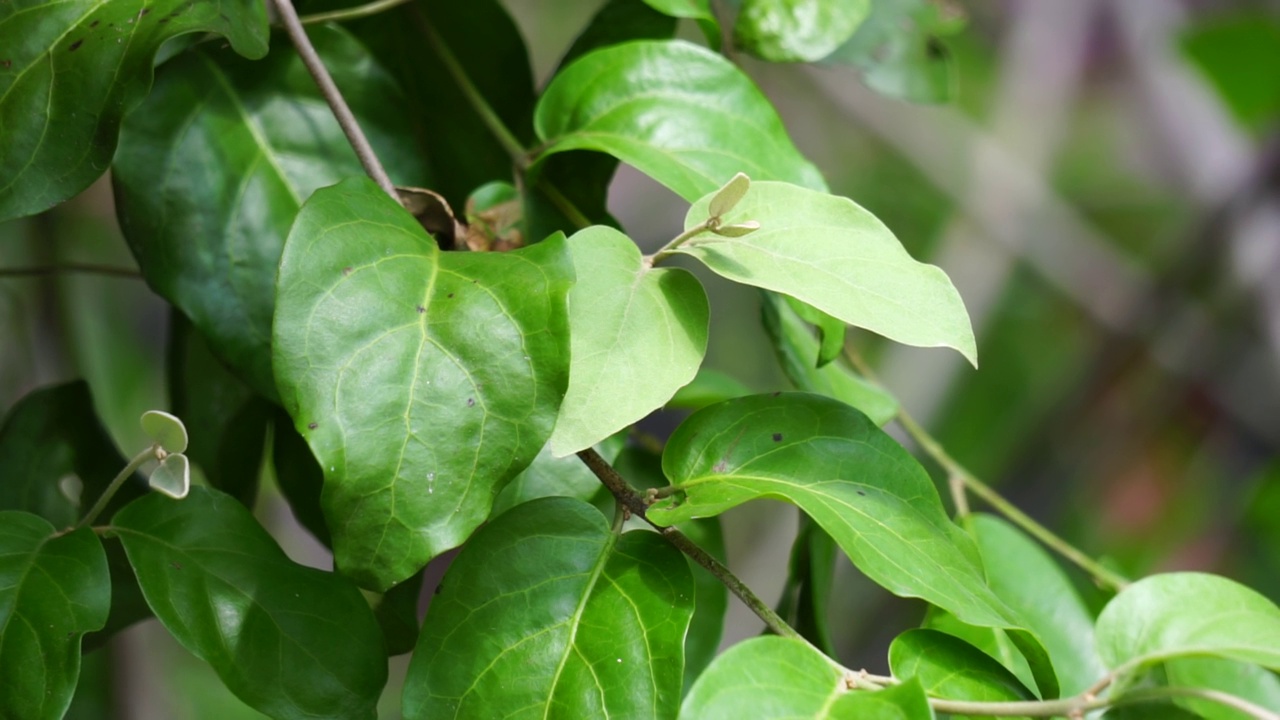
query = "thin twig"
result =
(575, 448, 801, 640)
(76, 447, 154, 529)
(297, 0, 412, 25)
(846, 347, 1130, 591)
(271, 0, 397, 198)
(647, 219, 712, 266)
(0, 263, 142, 279)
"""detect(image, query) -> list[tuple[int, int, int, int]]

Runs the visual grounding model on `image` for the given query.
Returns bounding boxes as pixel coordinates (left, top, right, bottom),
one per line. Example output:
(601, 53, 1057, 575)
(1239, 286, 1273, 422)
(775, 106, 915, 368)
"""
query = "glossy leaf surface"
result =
(0, 381, 144, 527)
(889, 629, 1033, 712)
(735, 0, 869, 62)
(0, 0, 268, 221)
(550, 226, 709, 455)
(680, 181, 976, 364)
(114, 25, 429, 400)
(1095, 572, 1280, 674)
(651, 393, 1034, 646)
(762, 292, 898, 425)
(0, 513, 108, 720)
(971, 514, 1105, 696)
(273, 177, 573, 590)
(113, 488, 386, 720)
(535, 40, 825, 203)
(402, 497, 694, 719)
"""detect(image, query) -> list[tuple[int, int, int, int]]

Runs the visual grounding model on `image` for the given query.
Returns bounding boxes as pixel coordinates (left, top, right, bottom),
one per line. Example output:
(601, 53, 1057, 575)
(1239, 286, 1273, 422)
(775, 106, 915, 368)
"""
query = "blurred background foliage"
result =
(2, 0, 1278, 716)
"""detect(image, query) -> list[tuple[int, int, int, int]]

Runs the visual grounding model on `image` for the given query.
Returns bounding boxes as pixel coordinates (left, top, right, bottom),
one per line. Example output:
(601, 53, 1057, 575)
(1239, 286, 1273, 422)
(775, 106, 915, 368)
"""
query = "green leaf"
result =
(640, 0, 720, 48)
(775, 515, 839, 655)
(0, 513, 109, 720)
(139, 411, 187, 454)
(821, 0, 964, 104)
(560, 0, 679, 71)
(0, 381, 145, 527)
(535, 40, 826, 203)
(1164, 657, 1280, 720)
(490, 434, 625, 518)
(167, 315, 271, 507)
(667, 368, 754, 411)
(650, 393, 1039, 660)
(970, 514, 1105, 696)
(1181, 14, 1280, 133)
(680, 181, 977, 365)
(372, 570, 422, 656)
(762, 292, 898, 425)
(0, 0, 268, 221)
(147, 453, 190, 498)
(401, 497, 694, 719)
(735, 0, 869, 62)
(82, 538, 151, 652)
(114, 24, 430, 400)
(1095, 572, 1280, 676)
(889, 629, 1034, 714)
(784, 295, 845, 367)
(550, 226, 709, 455)
(270, 408, 330, 547)
(682, 636, 934, 719)
(273, 177, 573, 591)
(112, 487, 387, 720)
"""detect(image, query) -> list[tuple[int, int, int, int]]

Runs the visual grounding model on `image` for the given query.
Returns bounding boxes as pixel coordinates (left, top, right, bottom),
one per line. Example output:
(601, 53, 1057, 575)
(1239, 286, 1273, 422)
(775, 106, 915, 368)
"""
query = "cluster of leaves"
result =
(1, 1, 1278, 719)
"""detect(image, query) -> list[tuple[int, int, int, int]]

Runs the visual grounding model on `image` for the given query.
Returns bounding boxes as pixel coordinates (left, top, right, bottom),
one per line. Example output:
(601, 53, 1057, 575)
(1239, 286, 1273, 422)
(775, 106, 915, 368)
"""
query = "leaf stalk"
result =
(76, 446, 154, 529)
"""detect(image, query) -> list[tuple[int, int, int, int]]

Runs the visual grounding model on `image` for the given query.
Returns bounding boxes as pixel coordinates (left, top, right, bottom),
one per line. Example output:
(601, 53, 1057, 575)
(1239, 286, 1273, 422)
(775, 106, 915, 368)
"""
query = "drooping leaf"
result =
(401, 497, 694, 719)
(821, 0, 965, 104)
(167, 315, 271, 506)
(775, 515, 839, 655)
(112, 487, 387, 720)
(0, 0, 269, 221)
(550, 226, 709, 455)
(0, 513, 109, 720)
(270, 408, 331, 547)
(666, 367, 754, 411)
(612, 445, 728, 694)
(273, 177, 573, 591)
(681, 635, 934, 719)
(535, 40, 826, 204)
(735, 0, 869, 62)
(490, 433, 625, 518)
(970, 514, 1105, 696)
(114, 24, 430, 401)
(784, 295, 845, 367)
(762, 292, 898, 425)
(679, 181, 977, 364)
(1095, 572, 1280, 677)
(0, 381, 145, 527)
(1164, 657, 1280, 720)
(889, 629, 1034, 715)
(650, 393, 1053, 691)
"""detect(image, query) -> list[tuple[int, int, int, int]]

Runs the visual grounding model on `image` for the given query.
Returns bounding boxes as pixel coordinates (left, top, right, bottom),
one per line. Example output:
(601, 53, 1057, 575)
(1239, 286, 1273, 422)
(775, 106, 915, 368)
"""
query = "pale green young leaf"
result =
(273, 177, 573, 591)
(140, 410, 187, 454)
(402, 497, 693, 719)
(0, 513, 108, 720)
(550, 226, 709, 455)
(679, 181, 977, 364)
(535, 40, 826, 203)
(735, 0, 870, 62)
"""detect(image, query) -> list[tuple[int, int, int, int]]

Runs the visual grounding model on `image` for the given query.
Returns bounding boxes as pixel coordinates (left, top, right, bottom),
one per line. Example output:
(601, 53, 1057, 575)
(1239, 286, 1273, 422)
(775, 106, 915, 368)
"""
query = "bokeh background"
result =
(2, 0, 1278, 716)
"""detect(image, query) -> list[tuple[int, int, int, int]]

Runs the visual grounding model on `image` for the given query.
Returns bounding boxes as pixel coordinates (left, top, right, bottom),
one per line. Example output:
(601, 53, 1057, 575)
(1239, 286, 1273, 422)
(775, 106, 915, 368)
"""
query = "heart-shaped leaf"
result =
(401, 497, 694, 719)
(273, 177, 573, 591)
(889, 629, 1034, 709)
(147, 453, 190, 499)
(114, 25, 430, 400)
(679, 181, 977, 364)
(140, 410, 187, 454)
(762, 292, 898, 425)
(681, 636, 934, 718)
(735, 0, 870, 62)
(0, 512, 109, 720)
(0, 0, 268, 221)
(650, 393, 1050, 685)
(535, 40, 826, 203)
(550, 226, 709, 455)
(1095, 572, 1280, 678)
(112, 487, 387, 720)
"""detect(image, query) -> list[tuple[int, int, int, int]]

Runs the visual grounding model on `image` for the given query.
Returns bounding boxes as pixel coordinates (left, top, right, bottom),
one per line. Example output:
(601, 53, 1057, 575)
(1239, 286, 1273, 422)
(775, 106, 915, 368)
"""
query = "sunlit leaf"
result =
(0, 513, 108, 720)
(680, 181, 976, 364)
(114, 24, 430, 400)
(1164, 657, 1280, 720)
(273, 177, 573, 590)
(113, 488, 387, 720)
(762, 292, 898, 425)
(735, 0, 869, 62)
(0, 0, 268, 221)
(401, 497, 694, 719)
(535, 40, 825, 203)
(550, 226, 709, 455)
